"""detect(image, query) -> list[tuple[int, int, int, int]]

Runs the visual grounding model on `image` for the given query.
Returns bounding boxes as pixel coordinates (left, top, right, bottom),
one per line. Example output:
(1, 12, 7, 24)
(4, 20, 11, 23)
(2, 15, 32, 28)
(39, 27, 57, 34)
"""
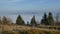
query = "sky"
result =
(0, 0, 60, 23)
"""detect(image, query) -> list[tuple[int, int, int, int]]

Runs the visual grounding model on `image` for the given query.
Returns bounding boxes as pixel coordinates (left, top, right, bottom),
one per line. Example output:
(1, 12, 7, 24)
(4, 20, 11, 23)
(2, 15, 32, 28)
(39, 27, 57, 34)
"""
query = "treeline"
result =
(16, 15, 37, 26)
(41, 12, 54, 25)
(16, 12, 59, 26)
(0, 12, 59, 26)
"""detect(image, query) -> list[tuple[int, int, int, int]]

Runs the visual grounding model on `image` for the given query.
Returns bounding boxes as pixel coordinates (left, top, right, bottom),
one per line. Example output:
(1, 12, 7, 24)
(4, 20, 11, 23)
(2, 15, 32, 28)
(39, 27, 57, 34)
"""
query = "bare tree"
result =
(2, 16, 8, 24)
(56, 14, 59, 23)
(6, 17, 13, 25)
(55, 13, 60, 25)
(2, 16, 13, 25)
(0, 16, 2, 24)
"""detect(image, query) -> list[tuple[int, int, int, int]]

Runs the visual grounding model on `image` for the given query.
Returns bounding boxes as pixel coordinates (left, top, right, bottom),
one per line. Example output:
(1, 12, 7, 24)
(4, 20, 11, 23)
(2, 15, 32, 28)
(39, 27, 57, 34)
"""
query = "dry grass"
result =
(0, 24, 60, 34)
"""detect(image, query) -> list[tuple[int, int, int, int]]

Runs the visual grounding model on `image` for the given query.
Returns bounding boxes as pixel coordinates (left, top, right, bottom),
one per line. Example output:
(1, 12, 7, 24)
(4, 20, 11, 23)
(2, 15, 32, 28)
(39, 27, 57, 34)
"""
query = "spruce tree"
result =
(16, 15, 25, 25)
(41, 13, 49, 25)
(30, 16, 37, 26)
(48, 12, 54, 25)
(27, 21, 29, 26)
(41, 19, 44, 25)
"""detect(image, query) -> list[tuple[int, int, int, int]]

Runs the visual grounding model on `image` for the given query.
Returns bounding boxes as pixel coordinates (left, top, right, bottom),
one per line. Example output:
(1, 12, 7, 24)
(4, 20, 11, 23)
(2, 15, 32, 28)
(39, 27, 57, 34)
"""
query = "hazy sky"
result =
(0, 0, 60, 14)
(0, 0, 60, 23)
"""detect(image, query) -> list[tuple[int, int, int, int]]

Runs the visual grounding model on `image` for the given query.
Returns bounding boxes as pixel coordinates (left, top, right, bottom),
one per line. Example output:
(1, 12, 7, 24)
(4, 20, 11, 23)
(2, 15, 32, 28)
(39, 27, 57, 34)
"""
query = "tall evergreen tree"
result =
(41, 19, 44, 25)
(48, 12, 54, 25)
(16, 15, 25, 25)
(41, 13, 49, 25)
(27, 21, 29, 26)
(30, 16, 37, 26)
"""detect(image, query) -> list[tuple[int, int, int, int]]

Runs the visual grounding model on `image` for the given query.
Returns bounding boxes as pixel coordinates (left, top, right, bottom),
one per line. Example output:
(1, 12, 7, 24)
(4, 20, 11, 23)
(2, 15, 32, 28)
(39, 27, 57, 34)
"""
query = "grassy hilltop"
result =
(0, 25, 60, 34)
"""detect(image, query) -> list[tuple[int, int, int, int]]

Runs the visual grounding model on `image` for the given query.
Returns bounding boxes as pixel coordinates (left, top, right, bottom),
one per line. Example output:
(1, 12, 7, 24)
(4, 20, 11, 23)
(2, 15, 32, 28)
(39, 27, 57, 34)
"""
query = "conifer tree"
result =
(41, 13, 49, 25)
(41, 19, 44, 25)
(30, 16, 37, 26)
(27, 21, 29, 26)
(16, 15, 25, 25)
(48, 12, 54, 25)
